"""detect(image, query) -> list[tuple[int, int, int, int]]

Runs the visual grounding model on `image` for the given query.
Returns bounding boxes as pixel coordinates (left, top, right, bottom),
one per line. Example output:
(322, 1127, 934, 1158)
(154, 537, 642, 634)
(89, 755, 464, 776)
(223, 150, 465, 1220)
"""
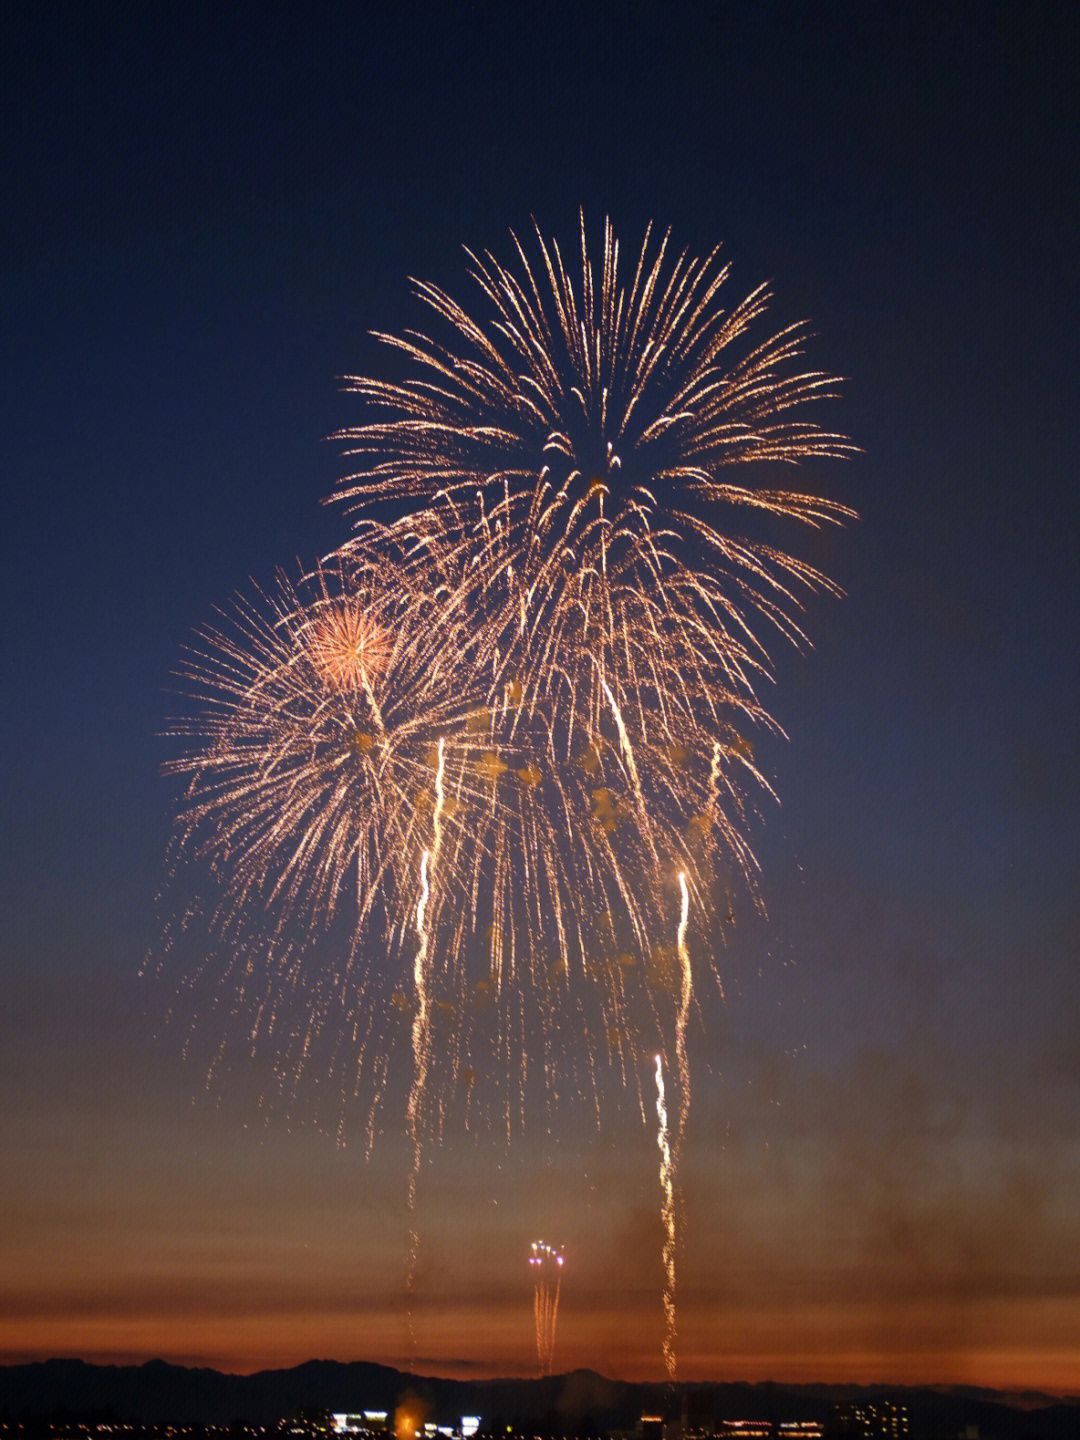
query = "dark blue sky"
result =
(3, 0, 1077, 1386)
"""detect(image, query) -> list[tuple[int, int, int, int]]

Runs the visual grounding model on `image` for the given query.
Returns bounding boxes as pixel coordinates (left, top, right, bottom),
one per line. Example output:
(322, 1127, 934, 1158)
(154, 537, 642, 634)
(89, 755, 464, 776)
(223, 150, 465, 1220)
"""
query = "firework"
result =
(156, 217, 852, 1377)
(306, 598, 393, 691)
(330, 220, 851, 1359)
(331, 217, 852, 1109)
(149, 552, 496, 1126)
(528, 1240, 564, 1376)
(406, 736, 447, 1336)
(335, 215, 853, 736)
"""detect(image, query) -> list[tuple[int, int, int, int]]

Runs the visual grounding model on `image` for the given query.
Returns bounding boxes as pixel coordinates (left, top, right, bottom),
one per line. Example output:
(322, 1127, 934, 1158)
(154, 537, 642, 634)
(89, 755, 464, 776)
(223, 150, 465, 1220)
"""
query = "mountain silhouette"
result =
(0, 1359, 1077, 1439)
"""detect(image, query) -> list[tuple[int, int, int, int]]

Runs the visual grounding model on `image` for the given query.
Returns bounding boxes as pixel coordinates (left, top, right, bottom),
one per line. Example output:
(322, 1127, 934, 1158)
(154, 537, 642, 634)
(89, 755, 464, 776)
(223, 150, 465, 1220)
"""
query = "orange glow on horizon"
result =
(5, 1305, 1080, 1395)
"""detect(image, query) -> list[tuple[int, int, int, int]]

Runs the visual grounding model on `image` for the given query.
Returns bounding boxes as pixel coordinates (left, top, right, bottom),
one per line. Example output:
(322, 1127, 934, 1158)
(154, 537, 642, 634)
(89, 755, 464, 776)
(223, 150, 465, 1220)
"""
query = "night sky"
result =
(3, 1, 1078, 1391)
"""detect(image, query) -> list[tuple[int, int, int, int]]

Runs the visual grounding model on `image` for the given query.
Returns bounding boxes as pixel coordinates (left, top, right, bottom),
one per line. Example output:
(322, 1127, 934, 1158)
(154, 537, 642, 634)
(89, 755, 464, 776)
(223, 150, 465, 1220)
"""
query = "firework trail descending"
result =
(654, 1054, 677, 1382)
(528, 1241, 565, 1377)
(406, 738, 446, 1332)
(674, 871, 692, 1144)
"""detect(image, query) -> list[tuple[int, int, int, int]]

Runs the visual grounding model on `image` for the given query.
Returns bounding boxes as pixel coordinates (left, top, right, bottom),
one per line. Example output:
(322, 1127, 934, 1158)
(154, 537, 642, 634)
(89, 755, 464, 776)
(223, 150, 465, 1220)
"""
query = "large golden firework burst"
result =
(329, 219, 855, 1098)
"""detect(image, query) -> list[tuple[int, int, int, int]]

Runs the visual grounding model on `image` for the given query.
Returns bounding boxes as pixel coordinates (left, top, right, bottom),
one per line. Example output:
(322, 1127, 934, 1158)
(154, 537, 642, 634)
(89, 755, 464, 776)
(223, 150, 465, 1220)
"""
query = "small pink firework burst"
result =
(307, 600, 393, 690)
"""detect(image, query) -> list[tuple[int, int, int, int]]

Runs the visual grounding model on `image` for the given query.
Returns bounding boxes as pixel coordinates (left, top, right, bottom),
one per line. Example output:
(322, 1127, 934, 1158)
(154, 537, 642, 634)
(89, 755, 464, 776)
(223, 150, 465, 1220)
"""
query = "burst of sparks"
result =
(327, 214, 853, 1110)
(336, 214, 854, 750)
(149, 555, 500, 1124)
(306, 599, 393, 692)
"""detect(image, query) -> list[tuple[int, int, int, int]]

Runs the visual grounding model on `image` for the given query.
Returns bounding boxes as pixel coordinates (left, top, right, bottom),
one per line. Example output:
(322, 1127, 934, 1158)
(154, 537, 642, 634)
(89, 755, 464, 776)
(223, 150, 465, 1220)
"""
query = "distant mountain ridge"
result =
(1, 1359, 1078, 1439)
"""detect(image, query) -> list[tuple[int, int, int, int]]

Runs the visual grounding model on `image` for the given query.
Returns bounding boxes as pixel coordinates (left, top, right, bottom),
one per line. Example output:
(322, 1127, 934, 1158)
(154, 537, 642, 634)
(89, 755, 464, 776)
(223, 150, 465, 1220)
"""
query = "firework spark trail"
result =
(547, 1262, 562, 1377)
(654, 1053, 677, 1382)
(709, 739, 722, 815)
(551, 1262, 562, 1374)
(529, 1241, 564, 1377)
(405, 844, 431, 1338)
(675, 869, 692, 1154)
(599, 672, 643, 799)
(406, 738, 447, 1335)
(657, 871, 693, 1381)
(432, 735, 447, 864)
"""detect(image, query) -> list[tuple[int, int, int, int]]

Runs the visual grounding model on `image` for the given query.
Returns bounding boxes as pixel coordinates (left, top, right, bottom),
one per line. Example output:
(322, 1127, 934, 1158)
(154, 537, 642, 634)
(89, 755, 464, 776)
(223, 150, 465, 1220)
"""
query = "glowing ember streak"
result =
(662, 871, 693, 1381)
(431, 735, 447, 864)
(528, 1240, 564, 1377)
(709, 740, 722, 816)
(406, 737, 446, 1334)
(599, 672, 642, 800)
(675, 870, 692, 1151)
(654, 1053, 677, 1381)
(405, 842, 431, 1329)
